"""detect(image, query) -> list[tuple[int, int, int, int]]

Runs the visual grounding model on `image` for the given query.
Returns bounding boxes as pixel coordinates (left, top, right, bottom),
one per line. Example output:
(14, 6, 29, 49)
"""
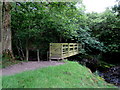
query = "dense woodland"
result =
(1, 1, 120, 63)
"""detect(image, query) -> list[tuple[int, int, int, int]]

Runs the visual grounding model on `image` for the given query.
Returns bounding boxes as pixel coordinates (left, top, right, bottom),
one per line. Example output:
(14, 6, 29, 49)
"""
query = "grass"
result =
(1, 58, 27, 68)
(1, 59, 20, 68)
(2, 61, 116, 88)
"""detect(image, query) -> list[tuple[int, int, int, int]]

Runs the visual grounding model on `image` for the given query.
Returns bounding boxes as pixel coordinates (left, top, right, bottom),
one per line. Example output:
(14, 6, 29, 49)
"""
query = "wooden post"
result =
(61, 43, 63, 60)
(26, 39, 29, 61)
(77, 43, 79, 53)
(37, 49, 40, 62)
(68, 43, 70, 57)
(73, 43, 75, 54)
(47, 51, 49, 61)
(26, 47, 29, 61)
(49, 43, 51, 61)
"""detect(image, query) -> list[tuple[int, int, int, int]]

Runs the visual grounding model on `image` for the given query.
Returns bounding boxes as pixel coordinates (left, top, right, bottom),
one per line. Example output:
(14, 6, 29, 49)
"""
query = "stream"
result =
(97, 66, 120, 87)
(78, 58, 120, 87)
(68, 55, 120, 87)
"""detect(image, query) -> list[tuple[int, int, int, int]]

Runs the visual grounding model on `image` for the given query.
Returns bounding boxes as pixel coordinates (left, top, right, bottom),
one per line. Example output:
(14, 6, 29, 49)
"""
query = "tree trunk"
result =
(2, 2, 11, 51)
(19, 39, 25, 60)
(1, 2, 14, 60)
(37, 49, 40, 62)
(59, 35, 62, 42)
(0, 2, 2, 57)
(16, 38, 25, 60)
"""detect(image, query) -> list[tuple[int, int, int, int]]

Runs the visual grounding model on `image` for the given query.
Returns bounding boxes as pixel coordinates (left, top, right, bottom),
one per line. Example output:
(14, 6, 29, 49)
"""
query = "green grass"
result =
(2, 61, 116, 88)
(1, 59, 20, 68)
(1, 58, 27, 68)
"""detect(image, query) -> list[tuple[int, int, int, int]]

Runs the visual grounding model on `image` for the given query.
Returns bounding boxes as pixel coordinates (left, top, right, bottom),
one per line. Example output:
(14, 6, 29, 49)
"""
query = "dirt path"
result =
(1, 61, 65, 76)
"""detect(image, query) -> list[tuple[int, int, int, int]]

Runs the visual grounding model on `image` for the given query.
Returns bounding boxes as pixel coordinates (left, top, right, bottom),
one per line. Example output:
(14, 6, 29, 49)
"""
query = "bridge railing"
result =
(49, 43, 82, 60)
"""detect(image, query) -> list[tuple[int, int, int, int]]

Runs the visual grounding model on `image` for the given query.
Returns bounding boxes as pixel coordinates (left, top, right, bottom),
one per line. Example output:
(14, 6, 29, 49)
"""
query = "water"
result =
(97, 66, 120, 87)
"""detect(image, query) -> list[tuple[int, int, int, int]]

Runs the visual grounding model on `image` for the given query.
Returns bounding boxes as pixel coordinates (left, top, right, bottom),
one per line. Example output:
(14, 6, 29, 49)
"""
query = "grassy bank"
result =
(1, 58, 27, 68)
(1, 59, 20, 68)
(2, 61, 116, 88)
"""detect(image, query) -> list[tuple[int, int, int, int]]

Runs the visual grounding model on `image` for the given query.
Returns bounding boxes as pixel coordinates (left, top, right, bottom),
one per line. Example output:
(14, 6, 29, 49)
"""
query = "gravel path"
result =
(1, 61, 65, 76)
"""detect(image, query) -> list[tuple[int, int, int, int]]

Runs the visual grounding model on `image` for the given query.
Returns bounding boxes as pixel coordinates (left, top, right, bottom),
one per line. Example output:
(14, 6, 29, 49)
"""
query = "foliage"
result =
(11, 2, 119, 61)
(85, 8, 120, 63)
(86, 9, 120, 53)
(11, 2, 84, 59)
(11, 2, 101, 59)
(77, 27, 104, 54)
(2, 61, 115, 88)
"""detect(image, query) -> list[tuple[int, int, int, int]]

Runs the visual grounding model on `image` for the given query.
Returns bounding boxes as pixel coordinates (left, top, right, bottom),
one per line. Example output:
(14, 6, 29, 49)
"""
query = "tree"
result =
(11, 1, 110, 61)
(85, 8, 120, 63)
(0, 2, 2, 56)
(1, 2, 14, 60)
(112, 0, 120, 17)
(11, 2, 81, 60)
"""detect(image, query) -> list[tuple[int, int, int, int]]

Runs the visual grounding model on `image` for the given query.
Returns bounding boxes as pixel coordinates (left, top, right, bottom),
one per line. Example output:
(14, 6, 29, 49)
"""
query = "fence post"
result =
(49, 43, 51, 61)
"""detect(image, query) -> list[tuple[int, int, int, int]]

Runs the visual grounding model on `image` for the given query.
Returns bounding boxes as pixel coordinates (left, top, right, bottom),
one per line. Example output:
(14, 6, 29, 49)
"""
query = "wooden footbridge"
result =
(49, 43, 82, 60)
